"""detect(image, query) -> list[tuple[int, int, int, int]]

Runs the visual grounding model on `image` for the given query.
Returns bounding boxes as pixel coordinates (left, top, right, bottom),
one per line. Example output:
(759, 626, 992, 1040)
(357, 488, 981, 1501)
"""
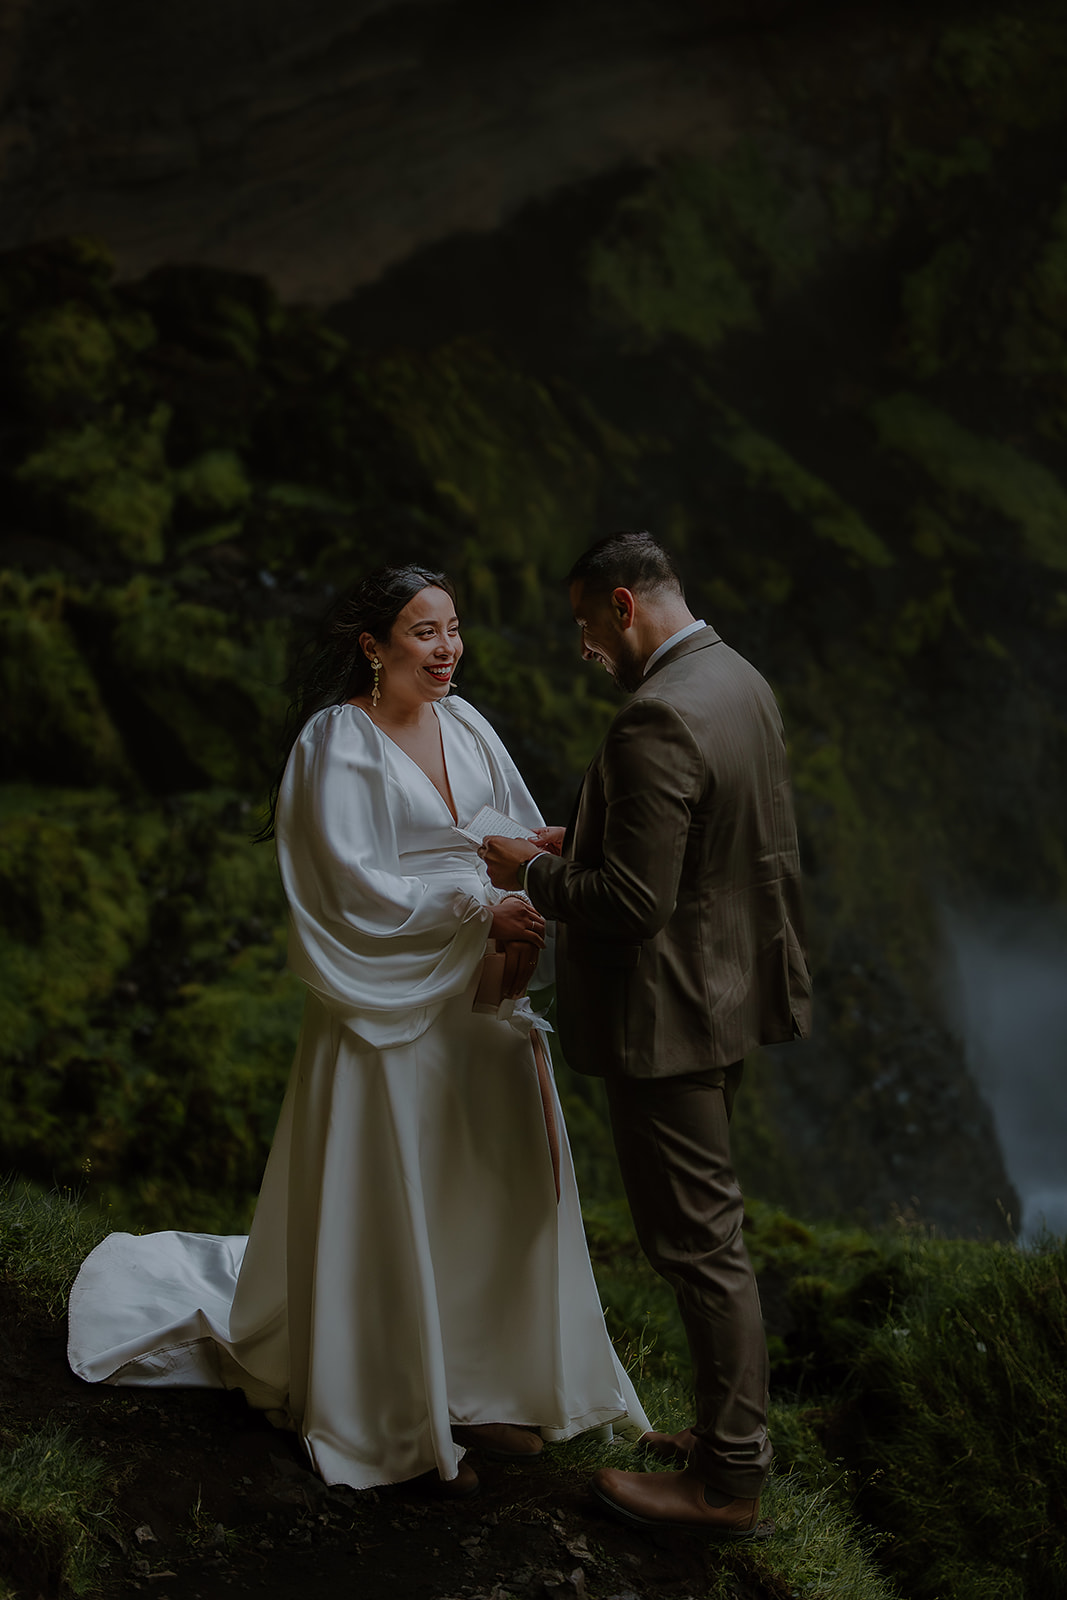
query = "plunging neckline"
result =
(348, 701, 459, 824)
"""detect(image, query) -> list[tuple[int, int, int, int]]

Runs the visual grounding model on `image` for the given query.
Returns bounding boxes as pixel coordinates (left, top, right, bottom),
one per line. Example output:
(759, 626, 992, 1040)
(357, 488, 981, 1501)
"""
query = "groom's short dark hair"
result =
(568, 531, 683, 599)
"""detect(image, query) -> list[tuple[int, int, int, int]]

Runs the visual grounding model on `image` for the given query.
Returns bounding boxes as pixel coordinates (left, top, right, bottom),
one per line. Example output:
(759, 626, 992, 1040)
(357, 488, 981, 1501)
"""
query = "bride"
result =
(68, 564, 649, 1496)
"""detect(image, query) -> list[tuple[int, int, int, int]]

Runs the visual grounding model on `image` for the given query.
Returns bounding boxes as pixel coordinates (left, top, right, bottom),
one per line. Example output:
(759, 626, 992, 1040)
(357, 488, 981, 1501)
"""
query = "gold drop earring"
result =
(371, 657, 382, 708)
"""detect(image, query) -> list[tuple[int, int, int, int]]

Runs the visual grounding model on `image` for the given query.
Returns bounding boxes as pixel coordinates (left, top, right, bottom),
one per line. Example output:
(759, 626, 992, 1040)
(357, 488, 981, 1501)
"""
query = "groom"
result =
(481, 531, 811, 1536)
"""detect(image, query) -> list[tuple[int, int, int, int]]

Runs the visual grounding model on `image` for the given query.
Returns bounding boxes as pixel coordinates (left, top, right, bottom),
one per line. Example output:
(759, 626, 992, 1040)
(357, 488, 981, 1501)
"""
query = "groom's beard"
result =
(609, 638, 646, 694)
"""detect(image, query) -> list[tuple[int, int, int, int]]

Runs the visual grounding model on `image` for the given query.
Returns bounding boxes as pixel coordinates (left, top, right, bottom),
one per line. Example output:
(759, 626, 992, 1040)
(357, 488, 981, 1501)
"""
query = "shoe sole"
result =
(588, 1480, 771, 1540)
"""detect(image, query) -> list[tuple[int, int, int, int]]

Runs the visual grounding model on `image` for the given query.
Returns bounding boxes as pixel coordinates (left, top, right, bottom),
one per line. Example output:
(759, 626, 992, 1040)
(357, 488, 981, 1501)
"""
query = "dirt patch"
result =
(1, 1288, 781, 1600)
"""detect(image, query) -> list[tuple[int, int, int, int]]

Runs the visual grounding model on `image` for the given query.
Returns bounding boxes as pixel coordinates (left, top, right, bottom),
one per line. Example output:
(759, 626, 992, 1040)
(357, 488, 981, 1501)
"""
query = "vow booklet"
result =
(456, 805, 535, 845)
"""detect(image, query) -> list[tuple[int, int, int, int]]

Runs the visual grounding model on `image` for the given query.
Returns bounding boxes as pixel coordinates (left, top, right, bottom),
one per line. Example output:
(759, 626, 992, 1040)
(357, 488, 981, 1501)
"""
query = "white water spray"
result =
(942, 906, 1067, 1242)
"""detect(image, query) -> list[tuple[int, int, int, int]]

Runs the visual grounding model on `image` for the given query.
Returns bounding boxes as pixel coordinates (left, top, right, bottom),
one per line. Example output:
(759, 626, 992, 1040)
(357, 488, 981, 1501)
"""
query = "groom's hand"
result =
(480, 834, 539, 890)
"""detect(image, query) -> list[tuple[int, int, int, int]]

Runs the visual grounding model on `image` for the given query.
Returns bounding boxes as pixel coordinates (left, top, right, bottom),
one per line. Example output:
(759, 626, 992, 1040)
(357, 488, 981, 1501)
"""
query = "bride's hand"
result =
(531, 826, 565, 856)
(490, 896, 545, 948)
(499, 939, 540, 998)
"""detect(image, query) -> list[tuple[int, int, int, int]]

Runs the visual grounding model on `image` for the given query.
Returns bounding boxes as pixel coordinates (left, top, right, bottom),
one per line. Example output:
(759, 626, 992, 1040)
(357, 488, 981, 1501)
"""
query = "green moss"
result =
(15, 404, 174, 564)
(936, 8, 1067, 130)
(714, 403, 894, 569)
(132, 268, 275, 373)
(898, 240, 973, 379)
(119, 932, 302, 1207)
(209, 294, 263, 368)
(0, 789, 158, 1063)
(1004, 184, 1067, 439)
(805, 1232, 1067, 1599)
(890, 576, 964, 657)
(371, 342, 607, 578)
(0, 574, 130, 786)
(459, 621, 618, 787)
(1024, 186, 1067, 334)
(0, 238, 114, 330)
(264, 481, 356, 515)
(910, 503, 979, 560)
(0, 787, 297, 1221)
(589, 197, 757, 351)
(175, 448, 251, 515)
(792, 734, 868, 861)
(13, 302, 118, 411)
(780, 658, 956, 976)
(1, 569, 290, 795)
(105, 579, 288, 788)
(110, 307, 157, 355)
(873, 393, 1067, 569)
(891, 137, 994, 192)
(826, 179, 878, 247)
(587, 145, 820, 351)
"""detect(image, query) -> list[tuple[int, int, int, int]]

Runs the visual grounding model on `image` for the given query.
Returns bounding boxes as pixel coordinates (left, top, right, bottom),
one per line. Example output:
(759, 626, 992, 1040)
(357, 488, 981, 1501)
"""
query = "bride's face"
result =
(368, 586, 463, 708)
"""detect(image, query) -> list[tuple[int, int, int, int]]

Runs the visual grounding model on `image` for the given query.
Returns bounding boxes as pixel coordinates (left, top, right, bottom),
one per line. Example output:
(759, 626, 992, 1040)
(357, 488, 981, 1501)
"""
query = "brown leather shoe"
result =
(636, 1427, 698, 1464)
(452, 1423, 544, 1462)
(412, 1458, 481, 1499)
(590, 1465, 767, 1539)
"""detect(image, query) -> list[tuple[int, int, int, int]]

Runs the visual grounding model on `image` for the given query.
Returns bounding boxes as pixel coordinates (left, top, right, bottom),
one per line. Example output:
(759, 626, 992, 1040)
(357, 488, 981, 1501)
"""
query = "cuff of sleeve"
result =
(520, 851, 549, 893)
(452, 890, 493, 929)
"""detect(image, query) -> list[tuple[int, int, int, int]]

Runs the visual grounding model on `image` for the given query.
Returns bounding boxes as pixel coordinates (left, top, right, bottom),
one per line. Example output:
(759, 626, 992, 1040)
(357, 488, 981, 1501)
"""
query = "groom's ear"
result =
(610, 587, 637, 629)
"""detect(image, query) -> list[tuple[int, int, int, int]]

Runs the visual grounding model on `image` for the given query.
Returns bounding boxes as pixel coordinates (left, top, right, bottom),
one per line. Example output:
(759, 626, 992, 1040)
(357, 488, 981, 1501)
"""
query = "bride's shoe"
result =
(452, 1423, 544, 1462)
(413, 1458, 481, 1499)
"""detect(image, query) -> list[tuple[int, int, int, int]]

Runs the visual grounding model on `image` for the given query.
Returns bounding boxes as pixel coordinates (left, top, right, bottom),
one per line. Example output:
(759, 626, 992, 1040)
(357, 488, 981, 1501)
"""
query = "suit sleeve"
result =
(527, 697, 704, 941)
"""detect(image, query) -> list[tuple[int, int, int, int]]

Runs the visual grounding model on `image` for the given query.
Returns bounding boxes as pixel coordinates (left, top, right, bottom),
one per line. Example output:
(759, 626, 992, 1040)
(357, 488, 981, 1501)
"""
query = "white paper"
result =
(455, 805, 536, 845)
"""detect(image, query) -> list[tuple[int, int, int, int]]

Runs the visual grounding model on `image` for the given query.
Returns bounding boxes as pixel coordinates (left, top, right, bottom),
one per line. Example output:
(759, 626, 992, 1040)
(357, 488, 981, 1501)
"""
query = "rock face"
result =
(3, 1, 1067, 1238)
(3, 0, 928, 300)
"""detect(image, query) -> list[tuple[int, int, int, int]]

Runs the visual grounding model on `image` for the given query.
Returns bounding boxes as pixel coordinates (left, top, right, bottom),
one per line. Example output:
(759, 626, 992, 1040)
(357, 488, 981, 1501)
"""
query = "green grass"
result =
(0, 1178, 111, 1320)
(580, 1191, 1067, 1599)
(0, 1422, 115, 1598)
(3, 1182, 1066, 1599)
(819, 1230, 1067, 1600)
(755, 1469, 900, 1600)
(546, 1399, 901, 1600)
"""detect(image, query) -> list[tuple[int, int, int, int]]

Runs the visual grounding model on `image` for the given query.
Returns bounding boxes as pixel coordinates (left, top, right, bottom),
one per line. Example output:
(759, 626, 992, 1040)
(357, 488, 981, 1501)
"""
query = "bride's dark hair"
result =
(255, 563, 456, 841)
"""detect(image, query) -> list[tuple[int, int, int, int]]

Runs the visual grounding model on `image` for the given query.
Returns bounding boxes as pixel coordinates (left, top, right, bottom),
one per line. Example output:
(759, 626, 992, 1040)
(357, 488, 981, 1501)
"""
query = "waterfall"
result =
(942, 906, 1067, 1243)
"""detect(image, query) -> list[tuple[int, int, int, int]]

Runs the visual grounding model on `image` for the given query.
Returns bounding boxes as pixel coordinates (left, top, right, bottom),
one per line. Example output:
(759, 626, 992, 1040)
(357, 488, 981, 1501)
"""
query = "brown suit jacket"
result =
(528, 627, 812, 1078)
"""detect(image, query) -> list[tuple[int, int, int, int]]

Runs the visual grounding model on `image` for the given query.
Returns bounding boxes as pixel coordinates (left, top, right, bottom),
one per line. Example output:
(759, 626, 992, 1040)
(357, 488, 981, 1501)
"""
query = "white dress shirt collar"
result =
(643, 619, 707, 677)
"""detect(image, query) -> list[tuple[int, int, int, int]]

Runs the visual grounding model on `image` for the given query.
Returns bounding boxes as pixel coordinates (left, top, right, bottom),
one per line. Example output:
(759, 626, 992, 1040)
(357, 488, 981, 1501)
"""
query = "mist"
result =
(942, 906, 1067, 1243)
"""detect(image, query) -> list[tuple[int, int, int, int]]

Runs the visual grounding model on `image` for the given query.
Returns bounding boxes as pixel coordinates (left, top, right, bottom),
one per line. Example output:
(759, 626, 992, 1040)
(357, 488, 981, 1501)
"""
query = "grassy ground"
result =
(0, 1422, 114, 1600)
(2, 1176, 1065, 1600)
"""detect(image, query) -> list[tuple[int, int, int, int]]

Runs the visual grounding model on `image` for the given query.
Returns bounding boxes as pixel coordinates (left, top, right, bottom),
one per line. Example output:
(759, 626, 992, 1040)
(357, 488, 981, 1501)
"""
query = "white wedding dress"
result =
(68, 696, 649, 1489)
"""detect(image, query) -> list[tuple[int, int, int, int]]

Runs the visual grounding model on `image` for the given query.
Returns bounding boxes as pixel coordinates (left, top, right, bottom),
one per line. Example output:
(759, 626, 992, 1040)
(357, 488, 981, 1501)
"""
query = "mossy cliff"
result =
(3, 6, 1067, 1243)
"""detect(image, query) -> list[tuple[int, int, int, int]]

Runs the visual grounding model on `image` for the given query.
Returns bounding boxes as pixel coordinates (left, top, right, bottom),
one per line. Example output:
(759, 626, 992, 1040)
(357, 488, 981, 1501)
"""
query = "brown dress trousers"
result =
(605, 1063, 770, 1496)
(529, 627, 811, 1500)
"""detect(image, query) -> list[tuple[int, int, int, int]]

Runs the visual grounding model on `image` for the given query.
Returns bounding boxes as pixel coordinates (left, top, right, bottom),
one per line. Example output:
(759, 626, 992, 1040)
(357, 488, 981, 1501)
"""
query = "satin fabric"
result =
(68, 696, 649, 1489)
